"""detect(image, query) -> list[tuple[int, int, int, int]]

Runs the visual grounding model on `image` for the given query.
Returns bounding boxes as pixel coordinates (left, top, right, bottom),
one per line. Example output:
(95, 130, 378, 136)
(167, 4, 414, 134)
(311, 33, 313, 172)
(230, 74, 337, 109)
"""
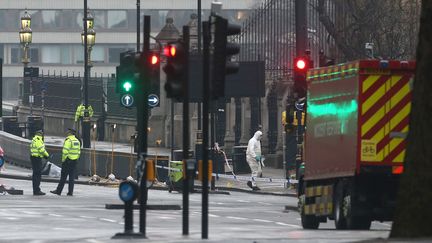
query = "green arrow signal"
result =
(123, 81, 132, 92)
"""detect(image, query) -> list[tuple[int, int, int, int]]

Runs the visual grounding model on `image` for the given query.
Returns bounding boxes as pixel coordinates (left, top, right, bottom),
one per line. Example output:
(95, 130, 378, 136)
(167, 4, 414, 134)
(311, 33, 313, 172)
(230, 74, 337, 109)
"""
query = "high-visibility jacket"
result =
(62, 135, 81, 162)
(74, 104, 94, 122)
(30, 135, 49, 158)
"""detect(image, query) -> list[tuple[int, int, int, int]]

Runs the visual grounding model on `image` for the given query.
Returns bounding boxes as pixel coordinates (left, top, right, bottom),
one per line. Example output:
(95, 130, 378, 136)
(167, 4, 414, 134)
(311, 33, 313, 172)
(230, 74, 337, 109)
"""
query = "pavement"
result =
(0, 135, 297, 197)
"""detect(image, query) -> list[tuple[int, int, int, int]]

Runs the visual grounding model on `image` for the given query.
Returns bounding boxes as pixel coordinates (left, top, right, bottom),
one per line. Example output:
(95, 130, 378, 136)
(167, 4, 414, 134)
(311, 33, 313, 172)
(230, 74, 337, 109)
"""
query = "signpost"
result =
(120, 94, 134, 108)
(147, 94, 159, 107)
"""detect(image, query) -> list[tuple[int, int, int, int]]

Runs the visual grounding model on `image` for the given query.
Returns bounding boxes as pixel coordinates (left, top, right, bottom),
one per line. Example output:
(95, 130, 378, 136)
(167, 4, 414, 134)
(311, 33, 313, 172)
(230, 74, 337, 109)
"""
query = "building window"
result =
(0, 44, 4, 62)
(75, 46, 84, 64)
(30, 48, 40, 63)
(91, 46, 105, 63)
(11, 48, 20, 64)
(107, 10, 127, 29)
(61, 46, 72, 64)
(41, 45, 60, 64)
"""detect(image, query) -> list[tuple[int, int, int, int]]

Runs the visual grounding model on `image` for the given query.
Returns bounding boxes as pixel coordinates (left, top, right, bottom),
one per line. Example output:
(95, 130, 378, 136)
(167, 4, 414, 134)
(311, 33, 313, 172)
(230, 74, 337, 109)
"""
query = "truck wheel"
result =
(299, 195, 320, 229)
(334, 183, 347, 229)
(343, 190, 371, 230)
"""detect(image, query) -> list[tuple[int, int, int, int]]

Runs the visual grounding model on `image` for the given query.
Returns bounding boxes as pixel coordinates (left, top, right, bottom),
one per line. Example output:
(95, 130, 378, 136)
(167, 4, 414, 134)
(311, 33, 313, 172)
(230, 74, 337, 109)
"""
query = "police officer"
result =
(50, 128, 81, 196)
(74, 103, 94, 140)
(30, 130, 49, 196)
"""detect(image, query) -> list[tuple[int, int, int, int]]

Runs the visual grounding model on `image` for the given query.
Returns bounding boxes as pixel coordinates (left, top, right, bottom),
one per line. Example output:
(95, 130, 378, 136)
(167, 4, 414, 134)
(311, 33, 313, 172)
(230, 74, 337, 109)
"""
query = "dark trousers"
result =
(31, 156, 43, 193)
(55, 159, 77, 195)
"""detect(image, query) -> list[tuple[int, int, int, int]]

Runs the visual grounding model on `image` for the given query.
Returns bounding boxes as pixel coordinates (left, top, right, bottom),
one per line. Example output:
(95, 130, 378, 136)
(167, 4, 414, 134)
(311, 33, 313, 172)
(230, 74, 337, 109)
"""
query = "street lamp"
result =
(19, 10, 32, 67)
(81, 2, 95, 149)
(81, 27, 96, 66)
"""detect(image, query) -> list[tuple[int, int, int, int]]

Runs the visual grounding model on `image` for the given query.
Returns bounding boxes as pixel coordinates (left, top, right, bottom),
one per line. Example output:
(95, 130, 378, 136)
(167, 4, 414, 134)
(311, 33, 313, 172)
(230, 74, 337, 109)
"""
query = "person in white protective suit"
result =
(246, 130, 263, 191)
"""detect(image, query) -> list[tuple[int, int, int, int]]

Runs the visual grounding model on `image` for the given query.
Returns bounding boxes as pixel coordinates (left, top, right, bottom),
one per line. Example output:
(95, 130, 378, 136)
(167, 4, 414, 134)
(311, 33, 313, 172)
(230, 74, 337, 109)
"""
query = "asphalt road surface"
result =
(0, 178, 391, 243)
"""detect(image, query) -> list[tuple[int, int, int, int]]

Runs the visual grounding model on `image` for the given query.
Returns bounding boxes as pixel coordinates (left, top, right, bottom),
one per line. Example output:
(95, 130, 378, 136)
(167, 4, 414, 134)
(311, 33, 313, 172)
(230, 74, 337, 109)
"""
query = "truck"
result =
(298, 59, 416, 230)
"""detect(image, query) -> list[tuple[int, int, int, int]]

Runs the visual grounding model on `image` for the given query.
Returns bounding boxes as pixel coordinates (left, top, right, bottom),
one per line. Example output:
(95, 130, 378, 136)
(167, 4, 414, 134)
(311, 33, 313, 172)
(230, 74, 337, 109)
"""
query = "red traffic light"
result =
(295, 59, 306, 70)
(164, 45, 177, 57)
(150, 54, 159, 65)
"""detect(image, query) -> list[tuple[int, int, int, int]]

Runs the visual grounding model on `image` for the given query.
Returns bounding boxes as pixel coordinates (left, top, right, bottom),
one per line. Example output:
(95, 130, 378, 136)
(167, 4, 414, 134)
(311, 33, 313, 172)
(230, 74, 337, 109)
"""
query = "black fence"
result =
(22, 69, 138, 119)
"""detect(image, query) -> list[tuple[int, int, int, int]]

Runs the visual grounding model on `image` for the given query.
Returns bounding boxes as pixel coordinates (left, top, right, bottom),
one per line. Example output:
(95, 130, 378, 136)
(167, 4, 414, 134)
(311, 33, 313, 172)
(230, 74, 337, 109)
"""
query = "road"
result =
(0, 178, 391, 242)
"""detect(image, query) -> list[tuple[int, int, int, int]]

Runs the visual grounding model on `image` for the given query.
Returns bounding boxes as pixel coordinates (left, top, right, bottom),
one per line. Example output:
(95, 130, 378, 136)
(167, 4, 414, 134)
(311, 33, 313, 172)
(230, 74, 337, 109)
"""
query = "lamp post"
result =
(20, 10, 33, 115)
(81, 2, 95, 148)
(20, 10, 32, 67)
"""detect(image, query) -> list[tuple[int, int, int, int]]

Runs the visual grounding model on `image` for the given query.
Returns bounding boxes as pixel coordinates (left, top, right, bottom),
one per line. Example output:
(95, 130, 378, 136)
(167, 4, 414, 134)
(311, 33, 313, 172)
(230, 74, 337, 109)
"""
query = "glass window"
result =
(61, 46, 71, 64)
(91, 46, 105, 63)
(61, 10, 80, 29)
(0, 44, 4, 62)
(0, 10, 6, 31)
(41, 45, 60, 63)
(75, 46, 84, 64)
(11, 48, 20, 64)
(41, 10, 58, 28)
(93, 10, 106, 29)
(30, 48, 39, 63)
(107, 10, 127, 29)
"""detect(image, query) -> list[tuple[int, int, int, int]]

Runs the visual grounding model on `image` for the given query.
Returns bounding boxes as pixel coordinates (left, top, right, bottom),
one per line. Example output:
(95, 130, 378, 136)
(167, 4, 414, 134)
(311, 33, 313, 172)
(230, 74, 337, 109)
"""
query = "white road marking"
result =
(226, 216, 247, 220)
(158, 216, 176, 220)
(275, 222, 302, 228)
(99, 218, 117, 223)
(22, 211, 42, 215)
(257, 202, 272, 206)
(5, 217, 18, 220)
(79, 215, 96, 219)
(48, 214, 62, 217)
(209, 214, 220, 218)
(236, 200, 250, 203)
(252, 218, 273, 223)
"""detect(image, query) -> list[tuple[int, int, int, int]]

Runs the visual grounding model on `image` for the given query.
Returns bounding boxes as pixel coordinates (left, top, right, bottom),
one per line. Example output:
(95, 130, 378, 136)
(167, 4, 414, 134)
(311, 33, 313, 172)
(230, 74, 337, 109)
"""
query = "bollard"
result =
(112, 181, 143, 239)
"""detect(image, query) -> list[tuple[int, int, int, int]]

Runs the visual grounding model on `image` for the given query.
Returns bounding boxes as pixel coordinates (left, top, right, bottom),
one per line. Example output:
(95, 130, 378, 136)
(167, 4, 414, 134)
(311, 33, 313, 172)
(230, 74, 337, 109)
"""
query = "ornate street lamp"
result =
(81, 1, 94, 149)
(81, 27, 96, 66)
(19, 10, 32, 67)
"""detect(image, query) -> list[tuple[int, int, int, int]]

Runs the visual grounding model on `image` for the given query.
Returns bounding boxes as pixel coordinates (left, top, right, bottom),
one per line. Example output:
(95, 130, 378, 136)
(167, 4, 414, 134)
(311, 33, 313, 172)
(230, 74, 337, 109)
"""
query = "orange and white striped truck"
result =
(298, 59, 415, 230)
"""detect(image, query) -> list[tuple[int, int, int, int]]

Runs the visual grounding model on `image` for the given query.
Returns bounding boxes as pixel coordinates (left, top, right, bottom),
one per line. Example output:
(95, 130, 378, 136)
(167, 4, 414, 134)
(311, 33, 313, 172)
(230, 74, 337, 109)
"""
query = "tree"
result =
(390, 0, 432, 238)
(316, 0, 421, 61)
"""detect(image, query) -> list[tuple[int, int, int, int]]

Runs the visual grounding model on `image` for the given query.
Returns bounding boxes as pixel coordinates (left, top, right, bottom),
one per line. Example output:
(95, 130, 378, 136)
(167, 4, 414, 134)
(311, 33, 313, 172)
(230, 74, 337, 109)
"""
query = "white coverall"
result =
(246, 131, 263, 187)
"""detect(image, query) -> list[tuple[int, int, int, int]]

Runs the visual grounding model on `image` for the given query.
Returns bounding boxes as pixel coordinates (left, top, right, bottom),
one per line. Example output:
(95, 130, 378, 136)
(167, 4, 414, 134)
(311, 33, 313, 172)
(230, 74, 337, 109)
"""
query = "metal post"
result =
(138, 15, 151, 237)
(82, 0, 91, 148)
(197, 0, 202, 146)
(182, 26, 190, 236)
(201, 20, 210, 240)
(137, 0, 140, 52)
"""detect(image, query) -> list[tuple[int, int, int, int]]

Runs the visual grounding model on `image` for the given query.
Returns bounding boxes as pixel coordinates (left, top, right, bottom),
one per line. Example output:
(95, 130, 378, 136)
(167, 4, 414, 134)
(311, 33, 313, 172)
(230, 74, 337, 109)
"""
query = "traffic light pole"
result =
(182, 26, 190, 236)
(201, 20, 210, 240)
(138, 15, 151, 238)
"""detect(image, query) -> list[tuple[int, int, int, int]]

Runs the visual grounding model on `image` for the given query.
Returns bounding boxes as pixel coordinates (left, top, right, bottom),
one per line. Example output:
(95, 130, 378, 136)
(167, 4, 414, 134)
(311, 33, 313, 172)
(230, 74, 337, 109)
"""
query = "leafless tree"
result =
(316, 0, 420, 61)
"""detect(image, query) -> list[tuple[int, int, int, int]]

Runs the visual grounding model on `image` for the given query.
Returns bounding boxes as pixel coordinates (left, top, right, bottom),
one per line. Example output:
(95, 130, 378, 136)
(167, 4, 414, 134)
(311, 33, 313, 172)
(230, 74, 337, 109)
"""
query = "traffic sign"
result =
(119, 181, 138, 202)
(148, 94, 159, 107)
(121, 94, 134, 107)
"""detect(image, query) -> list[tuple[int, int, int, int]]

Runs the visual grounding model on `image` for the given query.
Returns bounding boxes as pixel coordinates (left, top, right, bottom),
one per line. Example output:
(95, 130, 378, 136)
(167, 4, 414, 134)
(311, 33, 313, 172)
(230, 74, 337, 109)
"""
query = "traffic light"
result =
(116, 51, 138, 95)
(163, 41, 187, 99)
(293, 56, 311, 98)
(147, 50, 160, 99)
(211, 15, 241, 99)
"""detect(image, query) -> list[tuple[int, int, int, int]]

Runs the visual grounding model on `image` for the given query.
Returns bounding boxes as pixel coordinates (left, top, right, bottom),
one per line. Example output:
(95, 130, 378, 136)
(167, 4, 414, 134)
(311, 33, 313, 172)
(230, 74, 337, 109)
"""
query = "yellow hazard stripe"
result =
(362, 82, 386, 115)
(361, 106, 385, 137)
(390, 103, 411, 131)
(362, 75, 380, 93)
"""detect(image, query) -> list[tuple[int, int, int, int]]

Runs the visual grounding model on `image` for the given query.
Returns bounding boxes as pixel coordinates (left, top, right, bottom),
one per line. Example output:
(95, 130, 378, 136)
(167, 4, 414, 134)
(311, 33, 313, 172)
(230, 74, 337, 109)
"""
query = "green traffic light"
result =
(123, 81, 132, 92)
